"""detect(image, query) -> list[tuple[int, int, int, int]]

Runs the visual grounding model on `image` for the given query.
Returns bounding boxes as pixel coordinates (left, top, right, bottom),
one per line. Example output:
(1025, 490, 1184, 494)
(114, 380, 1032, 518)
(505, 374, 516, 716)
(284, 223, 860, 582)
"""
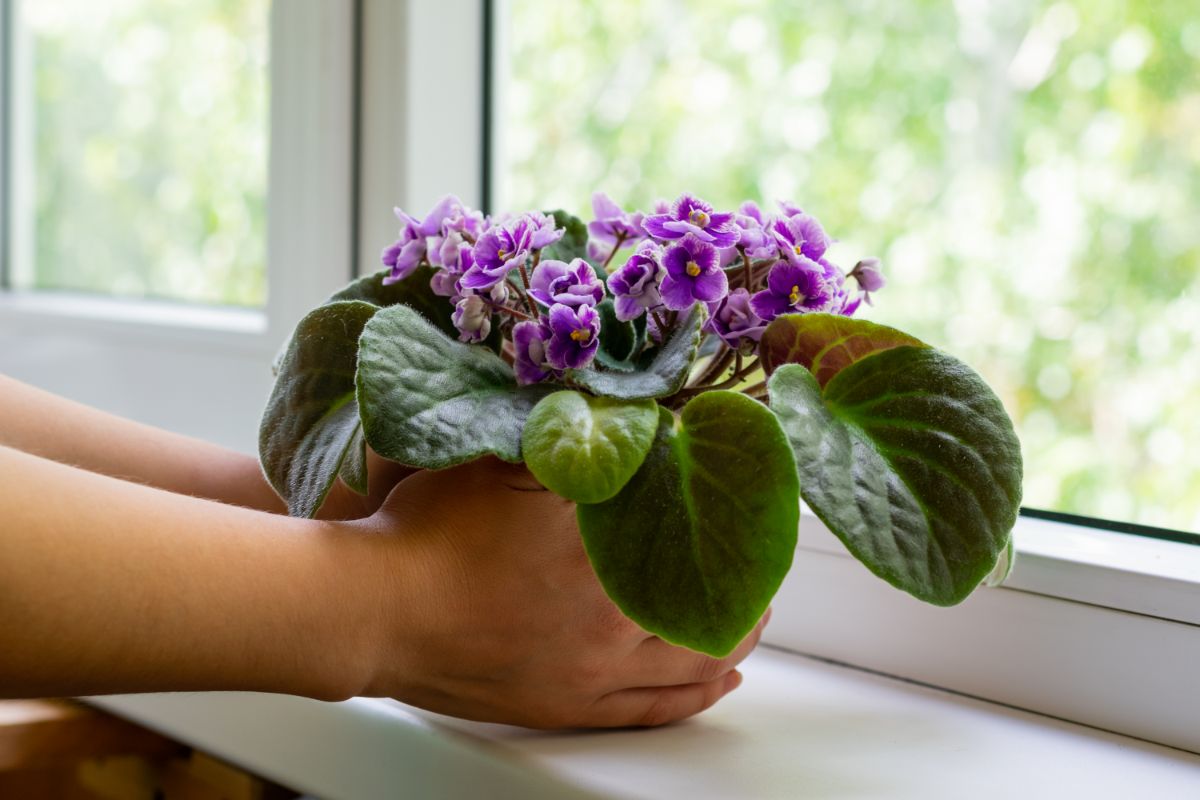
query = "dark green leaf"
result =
(522, 391, 659, 503)
(357, 304, 553, 468)
(542, 209, 595, 274)
(759, 312, 926, 385)
(768, 348, 1023, 606)
(595, 299, 637, 370)
(259, 301, 377, 517)
(577, 393, 801, 657)
(570, 304, 706, 399)
(328, 265, 458, 339)
(338, 425, 369, 495)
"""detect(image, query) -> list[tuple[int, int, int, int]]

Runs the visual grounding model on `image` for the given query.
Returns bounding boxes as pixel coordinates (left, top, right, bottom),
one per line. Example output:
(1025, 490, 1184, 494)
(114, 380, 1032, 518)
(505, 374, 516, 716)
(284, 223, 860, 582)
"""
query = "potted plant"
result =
(260, 192, 1022, 657)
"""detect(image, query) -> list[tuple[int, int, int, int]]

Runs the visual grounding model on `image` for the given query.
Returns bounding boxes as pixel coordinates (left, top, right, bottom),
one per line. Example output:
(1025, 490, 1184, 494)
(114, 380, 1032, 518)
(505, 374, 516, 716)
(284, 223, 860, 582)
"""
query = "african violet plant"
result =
(260, 193, 1023, 658)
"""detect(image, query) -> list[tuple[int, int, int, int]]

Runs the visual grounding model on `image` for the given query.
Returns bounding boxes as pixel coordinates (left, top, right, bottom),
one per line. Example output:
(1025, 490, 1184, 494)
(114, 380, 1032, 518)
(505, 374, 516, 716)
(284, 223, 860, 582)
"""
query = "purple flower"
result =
(660, 234, 728, 310)
(429, 205, 486, 270)
(528, 258, 605, 308)
(587, 192, 645, 247)
(705, 288, 767, 346)
(451, 295, 492, 343)
(512, 320, 555, 385)
(771, 206, 832, 264)
(643, 194, 738, 248)
(381, 195, 461, 284)
(430, 244, 474, 300)
(545, 303, 600, 371)
(461, 212, 564, 291)
(750, 258, 842, 321)
(848, 257, 885, 305)
(587, 239, 614, 266)
(607, 242, 665, 321)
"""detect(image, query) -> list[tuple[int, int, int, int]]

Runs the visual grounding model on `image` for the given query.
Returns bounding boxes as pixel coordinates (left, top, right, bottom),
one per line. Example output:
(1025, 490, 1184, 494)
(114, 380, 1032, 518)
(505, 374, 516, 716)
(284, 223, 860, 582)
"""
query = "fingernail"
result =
(762, 607, 773, 627)
(725, 670, 744, 693)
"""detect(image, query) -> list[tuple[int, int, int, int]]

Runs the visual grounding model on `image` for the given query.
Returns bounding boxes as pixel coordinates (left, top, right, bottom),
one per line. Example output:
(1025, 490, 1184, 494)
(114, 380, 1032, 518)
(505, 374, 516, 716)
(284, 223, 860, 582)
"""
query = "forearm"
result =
(0, 374, 284, 513)
(0, 445, 388, 701)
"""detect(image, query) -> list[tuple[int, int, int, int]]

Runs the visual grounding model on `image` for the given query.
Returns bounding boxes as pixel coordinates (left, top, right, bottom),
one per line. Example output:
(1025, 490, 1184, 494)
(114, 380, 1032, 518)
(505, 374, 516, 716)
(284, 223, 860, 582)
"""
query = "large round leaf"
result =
(522, 391, 658, 503)
(759, 312, 925, 385)
(569, 304, 705, 399)
(259, 301, 377, 517)
(768, 347, 1023, 606)
(577, 392, 801, 657)
(357, 304, 553, 469)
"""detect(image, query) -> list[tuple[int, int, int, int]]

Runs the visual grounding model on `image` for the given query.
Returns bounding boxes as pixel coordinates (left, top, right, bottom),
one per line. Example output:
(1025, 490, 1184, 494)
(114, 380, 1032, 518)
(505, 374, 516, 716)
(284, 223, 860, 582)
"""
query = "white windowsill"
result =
(797, 507, 1200, 626)
(0, 290, 276, 354)
(87, 646, 1200, 800)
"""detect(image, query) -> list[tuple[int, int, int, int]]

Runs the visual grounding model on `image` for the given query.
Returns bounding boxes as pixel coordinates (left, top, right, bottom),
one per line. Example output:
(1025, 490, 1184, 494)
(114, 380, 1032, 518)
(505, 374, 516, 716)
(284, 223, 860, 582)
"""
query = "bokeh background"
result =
(497, 0, 1200, 534)
(17, 0, 1199, 532)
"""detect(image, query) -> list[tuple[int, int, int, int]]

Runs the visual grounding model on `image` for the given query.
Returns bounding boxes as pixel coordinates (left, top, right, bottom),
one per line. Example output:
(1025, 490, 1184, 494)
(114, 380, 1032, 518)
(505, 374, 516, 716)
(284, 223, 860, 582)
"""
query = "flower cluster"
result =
(382, 192, 883, 386)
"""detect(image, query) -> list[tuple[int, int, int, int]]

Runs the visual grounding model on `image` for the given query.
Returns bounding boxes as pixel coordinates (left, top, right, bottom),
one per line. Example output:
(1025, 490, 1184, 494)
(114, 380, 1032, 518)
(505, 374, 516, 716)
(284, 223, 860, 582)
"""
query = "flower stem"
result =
(518, 252, 540, 318)
(741, 248, 754, 290)
(601, 232, 627, 271)
(689, 345, 734, 388)
(651, 309, 670, 339)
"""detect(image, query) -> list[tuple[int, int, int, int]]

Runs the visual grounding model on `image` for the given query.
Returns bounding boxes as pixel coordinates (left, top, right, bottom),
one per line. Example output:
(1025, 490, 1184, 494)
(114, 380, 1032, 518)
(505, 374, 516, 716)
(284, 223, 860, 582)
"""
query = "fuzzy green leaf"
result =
(759, 312, 926, 385)
(259, 301, 377, 517)
(328, 265, 458, 338)
(768, 347, 1023, 606)
(357, 304, 553, 469)
(594, 299, 638, 370)
(570, 304, 705, 399)
(542, 209, 594, 273)
(577, 393, 801, 657)
(523, 391, 658, 503)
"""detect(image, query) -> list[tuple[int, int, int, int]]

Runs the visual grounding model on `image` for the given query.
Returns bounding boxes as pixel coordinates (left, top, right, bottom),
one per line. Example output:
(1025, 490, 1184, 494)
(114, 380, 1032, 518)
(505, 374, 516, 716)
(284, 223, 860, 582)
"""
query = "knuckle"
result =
(637, 692, 678, 728)
(690, 656, 726, 684)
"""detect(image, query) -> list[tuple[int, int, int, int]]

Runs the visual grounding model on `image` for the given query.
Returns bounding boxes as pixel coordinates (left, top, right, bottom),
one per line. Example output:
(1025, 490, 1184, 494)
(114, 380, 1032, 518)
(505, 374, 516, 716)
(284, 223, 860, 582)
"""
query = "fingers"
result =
(584, 670, 743, 728)
(622, 608, 770, 689)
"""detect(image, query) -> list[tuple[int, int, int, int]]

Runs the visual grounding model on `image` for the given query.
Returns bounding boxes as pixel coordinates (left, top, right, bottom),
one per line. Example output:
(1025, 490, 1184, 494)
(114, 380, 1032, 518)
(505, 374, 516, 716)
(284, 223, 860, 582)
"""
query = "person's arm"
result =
(0, 374, 407, 519)
(0, 447, 762, 727)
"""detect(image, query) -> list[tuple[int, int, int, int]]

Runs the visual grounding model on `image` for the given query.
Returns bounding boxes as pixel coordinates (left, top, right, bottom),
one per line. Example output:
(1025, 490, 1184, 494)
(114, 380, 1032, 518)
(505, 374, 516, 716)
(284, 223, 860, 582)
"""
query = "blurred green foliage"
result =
(502, 0, 1200, 532)
(24, 0, 267, 306)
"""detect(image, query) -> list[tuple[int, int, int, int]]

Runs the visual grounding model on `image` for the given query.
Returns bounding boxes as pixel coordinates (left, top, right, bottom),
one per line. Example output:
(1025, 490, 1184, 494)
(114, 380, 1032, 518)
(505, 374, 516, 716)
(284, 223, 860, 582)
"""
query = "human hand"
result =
(316, 447, 416, 521)
(344, 458, 767, 729)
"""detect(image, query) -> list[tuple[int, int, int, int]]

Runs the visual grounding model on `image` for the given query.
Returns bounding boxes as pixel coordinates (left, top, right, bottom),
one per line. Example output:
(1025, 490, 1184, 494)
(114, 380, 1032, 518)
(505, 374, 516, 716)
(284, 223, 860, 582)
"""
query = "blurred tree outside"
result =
(500, 0, 1200, 533)
(22, 0, 268, 307)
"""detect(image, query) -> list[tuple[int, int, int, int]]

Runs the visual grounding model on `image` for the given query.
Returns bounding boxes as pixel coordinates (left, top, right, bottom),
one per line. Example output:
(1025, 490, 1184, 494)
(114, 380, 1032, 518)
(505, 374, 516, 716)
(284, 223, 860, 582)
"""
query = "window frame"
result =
(475, 0, 1200, 753)
(0, 0, 359, 450)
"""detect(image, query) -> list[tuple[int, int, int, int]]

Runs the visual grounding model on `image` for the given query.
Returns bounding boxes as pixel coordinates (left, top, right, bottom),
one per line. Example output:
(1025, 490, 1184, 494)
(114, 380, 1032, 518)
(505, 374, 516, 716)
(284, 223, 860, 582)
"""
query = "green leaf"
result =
(338, 425, 369, 495)
(273, 265, 460, 377)
(768, 347, 1023, 606)
(570, 304, 706, 399)
(522, 391, 659, 503)
(357, 304, 553, 469)
(577, 393, 801, 657)
(759, 312, 926, 386)
(594, 299, 637, 370)
(328, 265, 458, 339)
(542, 209, 594, 273)
(259, 301, 377, 517)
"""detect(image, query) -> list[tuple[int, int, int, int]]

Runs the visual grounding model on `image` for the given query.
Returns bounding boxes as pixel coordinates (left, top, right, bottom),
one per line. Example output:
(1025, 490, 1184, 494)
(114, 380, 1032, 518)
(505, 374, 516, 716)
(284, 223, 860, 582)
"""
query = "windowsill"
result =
(0, 290, 275, 354)
(86, 646, 1200, 799)
(797, 507, 1200, 626)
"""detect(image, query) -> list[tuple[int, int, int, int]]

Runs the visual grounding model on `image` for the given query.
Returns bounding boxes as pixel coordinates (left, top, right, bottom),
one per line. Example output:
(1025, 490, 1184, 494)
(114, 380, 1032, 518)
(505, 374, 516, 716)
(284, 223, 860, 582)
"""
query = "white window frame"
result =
(0, 0, 358, 451)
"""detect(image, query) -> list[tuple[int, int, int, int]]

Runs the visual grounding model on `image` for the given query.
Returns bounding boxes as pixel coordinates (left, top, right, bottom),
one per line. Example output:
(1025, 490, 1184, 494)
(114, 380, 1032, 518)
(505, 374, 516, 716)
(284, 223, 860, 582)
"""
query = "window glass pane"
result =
(497, 0, 1200, 534)
(16, 0, 268, 306)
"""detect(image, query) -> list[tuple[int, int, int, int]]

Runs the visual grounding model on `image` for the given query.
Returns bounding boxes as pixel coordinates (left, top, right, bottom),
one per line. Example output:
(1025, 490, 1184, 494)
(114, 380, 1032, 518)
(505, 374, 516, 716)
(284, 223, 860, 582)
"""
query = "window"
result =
(494, 0, 1200, 536)
(0, 1, 356, 450)
(5, 0, 268, 307)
